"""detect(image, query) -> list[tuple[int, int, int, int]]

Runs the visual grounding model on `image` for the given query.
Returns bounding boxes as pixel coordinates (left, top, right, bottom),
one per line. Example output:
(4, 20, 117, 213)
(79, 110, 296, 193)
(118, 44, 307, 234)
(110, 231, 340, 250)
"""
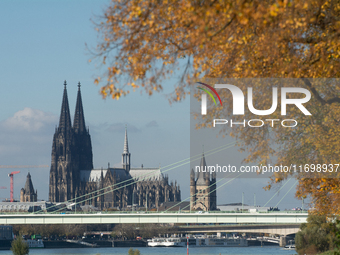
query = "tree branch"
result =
(209, 14, 235, 39)
(302, 78, 340, 105)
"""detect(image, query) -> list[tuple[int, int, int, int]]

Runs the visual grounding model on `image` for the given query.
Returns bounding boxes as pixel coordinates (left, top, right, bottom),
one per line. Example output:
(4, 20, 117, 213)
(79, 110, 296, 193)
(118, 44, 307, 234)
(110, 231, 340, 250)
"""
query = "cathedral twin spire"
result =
(58, 80, 87, 133)
(49, 81, 93, 202)
(74, 82, 86, 134)
(57, 80, 130, 173)
(58, 81, 72, 132)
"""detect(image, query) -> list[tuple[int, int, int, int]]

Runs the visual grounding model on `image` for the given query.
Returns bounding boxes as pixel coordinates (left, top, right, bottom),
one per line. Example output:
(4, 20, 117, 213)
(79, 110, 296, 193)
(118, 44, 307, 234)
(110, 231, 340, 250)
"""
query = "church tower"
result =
(49, 81, 93, 203)
(20, 172, 37, 202)
(190, 152, 217, 211)
(122, 127, 131, 172)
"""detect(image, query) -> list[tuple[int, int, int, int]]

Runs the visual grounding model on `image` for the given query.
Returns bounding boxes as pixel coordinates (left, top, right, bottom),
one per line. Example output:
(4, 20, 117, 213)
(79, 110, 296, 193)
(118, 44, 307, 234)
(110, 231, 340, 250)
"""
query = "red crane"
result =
(8, 171, 20, 202)
(0, 187, 6, 189)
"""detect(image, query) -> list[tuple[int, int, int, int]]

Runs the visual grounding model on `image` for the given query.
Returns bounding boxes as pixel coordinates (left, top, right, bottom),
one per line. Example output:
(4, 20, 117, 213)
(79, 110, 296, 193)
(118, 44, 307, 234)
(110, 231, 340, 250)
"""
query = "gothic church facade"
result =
(49, 81, 180, 210)
(190, 153, 217, 211)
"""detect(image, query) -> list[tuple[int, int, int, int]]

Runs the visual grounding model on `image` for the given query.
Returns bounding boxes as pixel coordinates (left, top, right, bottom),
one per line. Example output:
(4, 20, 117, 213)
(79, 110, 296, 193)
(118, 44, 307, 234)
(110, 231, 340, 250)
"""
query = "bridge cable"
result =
(68, 141, 239, 213)
(262, 178, 292, 208)
(164, 172, 244, 213)
(38, 139, 239, 214)
(271, 179, 299, 210)
(178, 173, 243, 212)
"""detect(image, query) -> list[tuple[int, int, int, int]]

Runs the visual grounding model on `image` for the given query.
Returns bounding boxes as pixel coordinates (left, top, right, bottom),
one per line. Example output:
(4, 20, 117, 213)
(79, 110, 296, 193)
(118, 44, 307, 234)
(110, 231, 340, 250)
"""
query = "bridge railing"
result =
(0, 210, 309, 215)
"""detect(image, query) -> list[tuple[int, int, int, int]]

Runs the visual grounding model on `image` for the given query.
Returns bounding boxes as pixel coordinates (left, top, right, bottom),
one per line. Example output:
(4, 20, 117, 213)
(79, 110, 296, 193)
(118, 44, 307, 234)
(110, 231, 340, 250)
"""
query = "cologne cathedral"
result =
(49, 81, 181, 210)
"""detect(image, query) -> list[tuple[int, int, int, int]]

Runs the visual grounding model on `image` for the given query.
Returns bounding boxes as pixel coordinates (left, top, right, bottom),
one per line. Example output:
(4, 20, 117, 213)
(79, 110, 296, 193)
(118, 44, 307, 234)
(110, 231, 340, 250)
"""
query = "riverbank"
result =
(0, 239, 279, 250)
(0, 246, 297, 255)
(45, 240, 147, 249)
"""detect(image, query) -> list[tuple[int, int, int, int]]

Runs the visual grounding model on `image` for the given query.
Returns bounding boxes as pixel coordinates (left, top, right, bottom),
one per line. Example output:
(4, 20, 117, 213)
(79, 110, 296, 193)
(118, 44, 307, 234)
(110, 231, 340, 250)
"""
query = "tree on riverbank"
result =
(295, 214, 339, 254)
(11, 236, 29, 255)
(112, 223, 177, 239)
(128, 248, 140, 255)
(12, 224, 86, 239)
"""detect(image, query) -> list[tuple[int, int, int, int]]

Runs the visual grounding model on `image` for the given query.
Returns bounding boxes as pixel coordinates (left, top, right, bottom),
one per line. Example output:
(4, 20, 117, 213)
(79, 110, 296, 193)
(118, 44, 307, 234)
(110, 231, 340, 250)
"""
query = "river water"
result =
(0, 246, 297, 255)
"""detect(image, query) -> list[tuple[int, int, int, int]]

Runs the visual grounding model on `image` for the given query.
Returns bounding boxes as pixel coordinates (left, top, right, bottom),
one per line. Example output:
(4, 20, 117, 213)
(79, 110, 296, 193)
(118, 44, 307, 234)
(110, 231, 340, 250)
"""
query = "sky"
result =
(0, 0, 306, 210)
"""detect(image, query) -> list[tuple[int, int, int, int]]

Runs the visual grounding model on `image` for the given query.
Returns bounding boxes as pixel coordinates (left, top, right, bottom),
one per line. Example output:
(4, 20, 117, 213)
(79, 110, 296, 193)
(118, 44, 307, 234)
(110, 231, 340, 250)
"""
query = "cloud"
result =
(0, 108, 58, 200)
(0, 108, 58, 161)
(106, 123, 141, 133)
(145, 120, 158, 128)
(2, 107, 57, 133)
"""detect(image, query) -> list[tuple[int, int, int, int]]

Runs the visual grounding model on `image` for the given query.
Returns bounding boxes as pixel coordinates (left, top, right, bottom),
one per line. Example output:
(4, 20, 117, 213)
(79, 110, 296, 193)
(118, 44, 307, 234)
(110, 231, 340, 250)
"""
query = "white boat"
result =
(283, 240, 295, 250)
(148, 238, 184, 247)
(24, 239, 44, 248)
(283, 244, 296, 250)
(148, 235, 248, 247)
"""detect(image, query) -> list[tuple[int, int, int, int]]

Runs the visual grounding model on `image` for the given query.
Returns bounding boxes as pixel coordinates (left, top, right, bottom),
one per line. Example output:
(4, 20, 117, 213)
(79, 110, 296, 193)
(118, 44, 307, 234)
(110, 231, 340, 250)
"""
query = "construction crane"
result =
(8, 171, 20, 202)
(0, 165, 49, 202)
(0, 187, 7, 189)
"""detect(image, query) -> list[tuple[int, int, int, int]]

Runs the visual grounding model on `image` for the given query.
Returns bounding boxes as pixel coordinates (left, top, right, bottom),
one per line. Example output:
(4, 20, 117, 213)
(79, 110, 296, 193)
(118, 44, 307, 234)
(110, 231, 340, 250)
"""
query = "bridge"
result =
(0, 212, 307, 227)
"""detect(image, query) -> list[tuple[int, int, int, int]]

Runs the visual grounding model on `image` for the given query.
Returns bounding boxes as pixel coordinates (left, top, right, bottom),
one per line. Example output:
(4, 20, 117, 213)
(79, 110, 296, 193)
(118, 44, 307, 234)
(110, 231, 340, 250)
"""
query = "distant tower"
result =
(122, 126, 131, 172)
(20, 172, 37, 202)
(49, 81, 93, 202)
(190, 152, 216, 211)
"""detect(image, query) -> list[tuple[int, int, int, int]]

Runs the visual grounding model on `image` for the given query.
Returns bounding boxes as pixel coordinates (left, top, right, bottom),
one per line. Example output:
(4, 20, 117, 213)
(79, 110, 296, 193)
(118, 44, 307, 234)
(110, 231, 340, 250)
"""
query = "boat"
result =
(148, 238, 184, 247)
(24, 239, 44, 248)
(148, 235, 248, 247)
(283, 244, 295, 250)
(283, 240, 295, 250)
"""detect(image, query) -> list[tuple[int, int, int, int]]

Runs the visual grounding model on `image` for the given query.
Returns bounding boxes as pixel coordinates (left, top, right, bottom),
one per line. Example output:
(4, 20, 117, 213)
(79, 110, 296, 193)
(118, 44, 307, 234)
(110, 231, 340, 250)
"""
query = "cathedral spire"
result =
(73, 82, 86, 134)
(123, 125, 129, 153)
(122, 126, 131, 172)
(24, 172, 35, 195)
(58, 80, 72, 132)
(196, 150, 207, 185)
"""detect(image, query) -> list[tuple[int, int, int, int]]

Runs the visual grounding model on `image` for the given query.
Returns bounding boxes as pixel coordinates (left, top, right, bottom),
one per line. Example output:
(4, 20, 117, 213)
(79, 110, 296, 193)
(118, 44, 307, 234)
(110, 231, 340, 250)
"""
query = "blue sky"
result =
(0, 0, 305, 210)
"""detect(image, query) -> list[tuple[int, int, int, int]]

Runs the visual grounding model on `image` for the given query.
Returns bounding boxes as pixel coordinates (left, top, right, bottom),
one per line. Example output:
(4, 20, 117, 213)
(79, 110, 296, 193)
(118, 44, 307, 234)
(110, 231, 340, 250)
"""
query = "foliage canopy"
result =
(93, 0, 340, 214)
(11, 236, 29, 255)
(295, 214, 339, 254)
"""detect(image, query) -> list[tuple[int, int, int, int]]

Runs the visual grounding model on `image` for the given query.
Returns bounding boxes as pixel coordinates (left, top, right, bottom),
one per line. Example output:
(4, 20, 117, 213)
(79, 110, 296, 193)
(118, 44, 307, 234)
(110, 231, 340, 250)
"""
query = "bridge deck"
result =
(0, 212, 308, 225)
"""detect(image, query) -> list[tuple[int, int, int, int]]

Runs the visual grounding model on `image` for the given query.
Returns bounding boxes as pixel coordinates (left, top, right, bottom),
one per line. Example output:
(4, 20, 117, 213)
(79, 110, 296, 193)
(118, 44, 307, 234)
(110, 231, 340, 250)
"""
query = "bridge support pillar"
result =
(279, 235, 287, 247)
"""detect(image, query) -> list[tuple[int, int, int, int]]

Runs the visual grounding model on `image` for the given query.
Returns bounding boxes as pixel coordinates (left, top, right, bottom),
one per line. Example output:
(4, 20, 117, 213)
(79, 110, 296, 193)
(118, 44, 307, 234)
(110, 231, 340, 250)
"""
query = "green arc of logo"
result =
(198, 87, 217, 106)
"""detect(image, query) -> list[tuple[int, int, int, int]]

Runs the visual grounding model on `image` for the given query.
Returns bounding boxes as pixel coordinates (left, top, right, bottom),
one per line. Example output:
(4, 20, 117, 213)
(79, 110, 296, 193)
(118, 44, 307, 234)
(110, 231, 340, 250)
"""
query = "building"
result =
(20, 172, 37, 202)
(49, 81, 180, 210)
(190, 153, 217, 211)
(0, 201, 53, 212)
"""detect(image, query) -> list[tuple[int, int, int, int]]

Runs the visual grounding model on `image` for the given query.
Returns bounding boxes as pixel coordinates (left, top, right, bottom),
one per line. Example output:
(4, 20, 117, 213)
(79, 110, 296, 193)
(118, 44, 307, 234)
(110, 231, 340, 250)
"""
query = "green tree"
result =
(128, 248, 140, 255)
(295, 214, 338, 254)
(11, 236, 29, 255)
